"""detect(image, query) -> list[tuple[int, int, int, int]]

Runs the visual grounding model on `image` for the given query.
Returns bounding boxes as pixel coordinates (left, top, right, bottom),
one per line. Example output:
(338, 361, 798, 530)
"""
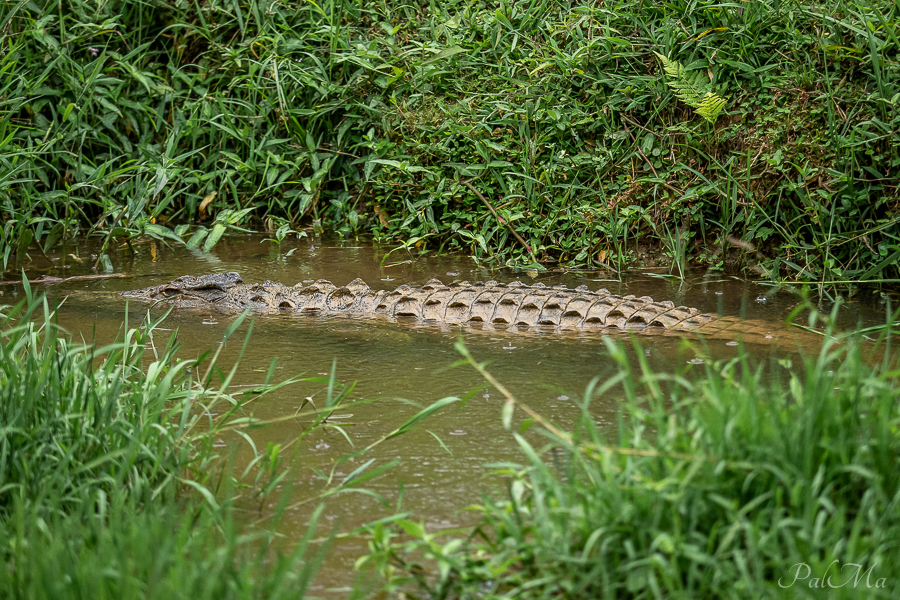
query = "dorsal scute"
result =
(329, 286, 354, 298)
(294, 280, 337, 294)
(326, 286, 357, 311)
(506, 281, 525, 288)
(422, 278, 444, 290)
(345, 278, 371, 296)
(312, 279, 337, 292)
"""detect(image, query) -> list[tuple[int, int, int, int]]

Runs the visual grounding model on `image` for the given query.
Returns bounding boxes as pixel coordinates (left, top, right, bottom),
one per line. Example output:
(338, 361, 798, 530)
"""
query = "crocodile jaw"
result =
(122, 272, 243, 303)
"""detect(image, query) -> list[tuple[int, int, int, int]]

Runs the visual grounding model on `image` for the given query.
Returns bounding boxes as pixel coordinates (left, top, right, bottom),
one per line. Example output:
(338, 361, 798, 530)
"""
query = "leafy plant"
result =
(1, 0, 899, 285)
(0, 284, 456, 598)
(0, 285, 330, 598)
(654, 52, 728, 123)
(358, 324, 900, 598)
(184, 207, 256, 252)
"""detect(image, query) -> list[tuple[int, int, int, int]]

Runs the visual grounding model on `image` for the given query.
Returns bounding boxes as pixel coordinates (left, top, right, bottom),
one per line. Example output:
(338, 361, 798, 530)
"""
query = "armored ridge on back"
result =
(121, 272, 778, 339)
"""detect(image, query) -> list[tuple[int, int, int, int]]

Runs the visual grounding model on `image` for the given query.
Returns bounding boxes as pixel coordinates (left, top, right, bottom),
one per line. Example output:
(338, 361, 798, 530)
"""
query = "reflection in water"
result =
(2, 234, 886, 594)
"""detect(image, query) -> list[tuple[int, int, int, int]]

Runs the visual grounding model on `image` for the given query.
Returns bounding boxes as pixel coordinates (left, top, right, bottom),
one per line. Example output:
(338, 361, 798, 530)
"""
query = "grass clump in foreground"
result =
(359, 334, 900, 598)
(0, 288, 332, 599)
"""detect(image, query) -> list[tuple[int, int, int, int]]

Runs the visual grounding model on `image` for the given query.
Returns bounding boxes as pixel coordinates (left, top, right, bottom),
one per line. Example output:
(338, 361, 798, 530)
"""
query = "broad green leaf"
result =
(181, 480, 220, 511)
(338, 459, 400, 488)
(422, 46, 466, 64)
(185, 227, 208, 250)
(203, 223, 227, 252)
(144, 223, 184, 244)
(99, 254, 114, 273)
(16, 227, 33, 257)
(502, 399, 514, 430)
(385, 396, 459, 439)
(427, 430, 454, 456)
(151, 166, 168, 199)
(396, 519, 426, 539)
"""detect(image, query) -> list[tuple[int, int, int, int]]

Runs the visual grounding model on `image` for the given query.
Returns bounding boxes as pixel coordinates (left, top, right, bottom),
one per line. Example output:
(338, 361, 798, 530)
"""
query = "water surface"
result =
(2, 234, 886, 594)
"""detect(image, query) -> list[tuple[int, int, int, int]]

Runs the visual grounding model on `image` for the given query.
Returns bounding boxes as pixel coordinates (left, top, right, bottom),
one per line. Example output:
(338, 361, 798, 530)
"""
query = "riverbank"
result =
(1, 1, 898, 285)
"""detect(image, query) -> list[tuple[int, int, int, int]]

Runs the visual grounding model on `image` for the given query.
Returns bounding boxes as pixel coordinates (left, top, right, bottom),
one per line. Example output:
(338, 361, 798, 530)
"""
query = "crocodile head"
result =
(122, 272, 244, 306)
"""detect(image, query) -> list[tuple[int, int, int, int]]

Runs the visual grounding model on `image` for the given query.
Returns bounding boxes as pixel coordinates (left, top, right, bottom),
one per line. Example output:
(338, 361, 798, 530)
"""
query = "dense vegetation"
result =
(361, 330, 900, 598)
(0, 290, 325, 598)
(1, 1, 898, 282)
(0, 288, 454, 598)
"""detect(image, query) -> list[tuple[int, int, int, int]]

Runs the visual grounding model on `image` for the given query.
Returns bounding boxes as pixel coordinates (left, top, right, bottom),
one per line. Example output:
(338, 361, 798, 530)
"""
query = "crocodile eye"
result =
(161, 287, 181, 297)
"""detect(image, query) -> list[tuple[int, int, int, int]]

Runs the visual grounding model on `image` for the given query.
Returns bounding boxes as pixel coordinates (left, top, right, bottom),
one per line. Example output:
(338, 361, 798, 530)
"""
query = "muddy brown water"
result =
(1, 234, 889, 595)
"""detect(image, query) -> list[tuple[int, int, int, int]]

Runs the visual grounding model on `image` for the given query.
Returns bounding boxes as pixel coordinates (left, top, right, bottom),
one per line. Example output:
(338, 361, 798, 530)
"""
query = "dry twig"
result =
(0, 273, 128, 286)
(459, 179, 540, 265)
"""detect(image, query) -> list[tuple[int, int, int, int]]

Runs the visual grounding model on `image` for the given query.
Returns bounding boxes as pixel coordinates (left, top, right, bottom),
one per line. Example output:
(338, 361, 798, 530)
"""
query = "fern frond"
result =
(653, 52, 728, 124)
(654, 52, 684, 81)
(695, 92, 727, 123)
(667, 69, 712, 107)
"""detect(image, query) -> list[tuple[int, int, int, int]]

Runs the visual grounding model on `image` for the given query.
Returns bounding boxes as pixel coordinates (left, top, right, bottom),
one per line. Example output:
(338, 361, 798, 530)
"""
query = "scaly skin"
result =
(121, 272, 792, 342)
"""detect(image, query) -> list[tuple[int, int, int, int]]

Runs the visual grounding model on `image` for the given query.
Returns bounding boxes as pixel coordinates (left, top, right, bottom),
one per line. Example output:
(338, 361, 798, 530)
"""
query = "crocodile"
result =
(121, 272, 790, 341)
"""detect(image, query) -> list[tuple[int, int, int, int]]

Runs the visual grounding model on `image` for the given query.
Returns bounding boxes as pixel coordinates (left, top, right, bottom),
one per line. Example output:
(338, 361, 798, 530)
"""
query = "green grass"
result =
(356, 327, 900, 598)
(0, 282, 464, 599)
(0, 285, 333, 598)
(0, 284, 460, 599)
(0, 0, 897, 285)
